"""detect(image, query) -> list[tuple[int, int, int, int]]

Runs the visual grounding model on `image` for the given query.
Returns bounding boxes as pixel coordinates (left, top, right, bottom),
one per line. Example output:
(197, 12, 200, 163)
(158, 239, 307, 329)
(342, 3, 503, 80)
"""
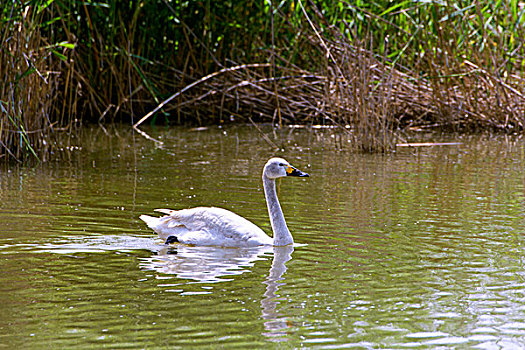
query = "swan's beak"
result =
(286, 165, 309, 177)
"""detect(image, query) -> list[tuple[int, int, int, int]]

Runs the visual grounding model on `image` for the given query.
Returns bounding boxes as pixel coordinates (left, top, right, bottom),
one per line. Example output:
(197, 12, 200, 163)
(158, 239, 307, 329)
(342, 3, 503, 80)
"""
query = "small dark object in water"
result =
(165, 236, 179, 244)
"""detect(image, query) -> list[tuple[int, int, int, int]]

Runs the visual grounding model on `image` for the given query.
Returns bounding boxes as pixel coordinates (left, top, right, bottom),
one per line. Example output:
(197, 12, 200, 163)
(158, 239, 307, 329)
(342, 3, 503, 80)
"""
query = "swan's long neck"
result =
(263, 175, 293, 246)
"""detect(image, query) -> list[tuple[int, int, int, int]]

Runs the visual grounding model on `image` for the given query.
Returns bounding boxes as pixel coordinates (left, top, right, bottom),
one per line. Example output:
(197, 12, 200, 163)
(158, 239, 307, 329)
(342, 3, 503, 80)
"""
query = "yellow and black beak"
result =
(285, 165, 309, 177)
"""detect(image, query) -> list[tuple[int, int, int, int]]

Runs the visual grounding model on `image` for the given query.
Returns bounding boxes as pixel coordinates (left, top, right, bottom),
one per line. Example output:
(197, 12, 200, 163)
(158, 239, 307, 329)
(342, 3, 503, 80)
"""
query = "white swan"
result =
(139, 157, 309, 247)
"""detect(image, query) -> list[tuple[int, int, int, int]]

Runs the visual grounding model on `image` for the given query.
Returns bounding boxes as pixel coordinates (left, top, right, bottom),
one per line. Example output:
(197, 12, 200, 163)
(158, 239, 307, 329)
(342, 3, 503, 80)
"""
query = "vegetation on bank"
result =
(2, 0, 525, 160)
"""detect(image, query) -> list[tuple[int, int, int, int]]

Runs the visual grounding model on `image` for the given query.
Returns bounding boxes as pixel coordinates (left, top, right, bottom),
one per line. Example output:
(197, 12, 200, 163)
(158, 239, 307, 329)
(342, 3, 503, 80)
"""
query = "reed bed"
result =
(1, 4, 53, 161)
(0, 2, 80, 161)
(2, 0, 525, 160)
(133, 0, 525, 151)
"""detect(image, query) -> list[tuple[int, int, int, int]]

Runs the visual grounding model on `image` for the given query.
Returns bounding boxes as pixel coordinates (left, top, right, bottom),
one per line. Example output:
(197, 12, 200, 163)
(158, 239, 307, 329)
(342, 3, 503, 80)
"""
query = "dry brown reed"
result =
(134, 15, 403, 151)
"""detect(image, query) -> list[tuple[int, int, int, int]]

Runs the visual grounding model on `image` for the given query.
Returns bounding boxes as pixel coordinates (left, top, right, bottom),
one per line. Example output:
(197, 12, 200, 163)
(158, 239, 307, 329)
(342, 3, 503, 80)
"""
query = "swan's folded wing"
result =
(154, 207, 216, 232)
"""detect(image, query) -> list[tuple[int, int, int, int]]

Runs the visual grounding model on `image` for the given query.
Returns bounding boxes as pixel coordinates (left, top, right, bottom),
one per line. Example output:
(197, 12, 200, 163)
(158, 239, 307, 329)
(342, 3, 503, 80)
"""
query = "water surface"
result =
(1, 125, 525, 348)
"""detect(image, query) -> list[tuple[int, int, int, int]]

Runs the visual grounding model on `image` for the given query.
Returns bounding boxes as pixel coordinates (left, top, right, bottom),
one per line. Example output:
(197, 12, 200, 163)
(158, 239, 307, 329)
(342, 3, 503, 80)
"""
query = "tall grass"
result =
(1, 3, 52, 160)
(2, 0, 525, 159)
(1, 1, 81, 161)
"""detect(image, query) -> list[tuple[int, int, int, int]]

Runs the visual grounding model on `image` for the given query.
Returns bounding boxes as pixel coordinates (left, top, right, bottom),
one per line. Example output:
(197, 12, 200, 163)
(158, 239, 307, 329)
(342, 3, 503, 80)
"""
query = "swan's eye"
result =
(279, 163, 284, 167)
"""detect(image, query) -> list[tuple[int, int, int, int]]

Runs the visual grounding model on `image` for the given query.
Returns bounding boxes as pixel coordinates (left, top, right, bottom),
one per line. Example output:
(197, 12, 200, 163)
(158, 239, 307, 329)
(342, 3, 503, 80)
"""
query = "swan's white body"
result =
(140, 207, 272, 246)
(139, 158, 309, 247)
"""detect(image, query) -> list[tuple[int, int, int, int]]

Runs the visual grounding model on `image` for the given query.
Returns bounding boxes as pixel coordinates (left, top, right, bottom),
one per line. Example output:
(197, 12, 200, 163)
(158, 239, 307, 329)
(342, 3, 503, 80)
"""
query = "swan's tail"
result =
(139, 214, 159, 230)
(139, 213, 185, 243)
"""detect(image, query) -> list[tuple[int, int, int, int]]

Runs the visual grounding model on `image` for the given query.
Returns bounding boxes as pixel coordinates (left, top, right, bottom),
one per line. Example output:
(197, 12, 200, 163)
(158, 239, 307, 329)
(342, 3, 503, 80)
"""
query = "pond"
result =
(1, 125, 525, 348)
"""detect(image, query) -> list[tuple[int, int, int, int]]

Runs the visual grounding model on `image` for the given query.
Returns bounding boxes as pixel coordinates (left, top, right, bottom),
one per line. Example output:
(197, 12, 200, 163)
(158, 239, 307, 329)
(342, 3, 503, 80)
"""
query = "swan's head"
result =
(263, 157, 309, 180)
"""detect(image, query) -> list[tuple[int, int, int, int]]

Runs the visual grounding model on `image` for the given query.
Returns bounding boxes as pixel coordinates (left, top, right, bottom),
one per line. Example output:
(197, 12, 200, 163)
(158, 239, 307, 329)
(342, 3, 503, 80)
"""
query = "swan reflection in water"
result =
(261, 245, 294, 341)
(140, 244, 295, 340)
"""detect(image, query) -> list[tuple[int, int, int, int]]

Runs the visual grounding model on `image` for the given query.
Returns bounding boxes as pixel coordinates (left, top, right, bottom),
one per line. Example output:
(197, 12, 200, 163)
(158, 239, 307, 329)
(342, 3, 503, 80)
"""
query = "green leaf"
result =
(51, 50, 67, 61)
(57, 41, 75, 49)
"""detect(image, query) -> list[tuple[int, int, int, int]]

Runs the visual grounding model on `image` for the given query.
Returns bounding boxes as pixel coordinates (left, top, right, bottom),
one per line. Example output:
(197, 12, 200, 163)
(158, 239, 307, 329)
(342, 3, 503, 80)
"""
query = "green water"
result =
(1, 125, 525, 348)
